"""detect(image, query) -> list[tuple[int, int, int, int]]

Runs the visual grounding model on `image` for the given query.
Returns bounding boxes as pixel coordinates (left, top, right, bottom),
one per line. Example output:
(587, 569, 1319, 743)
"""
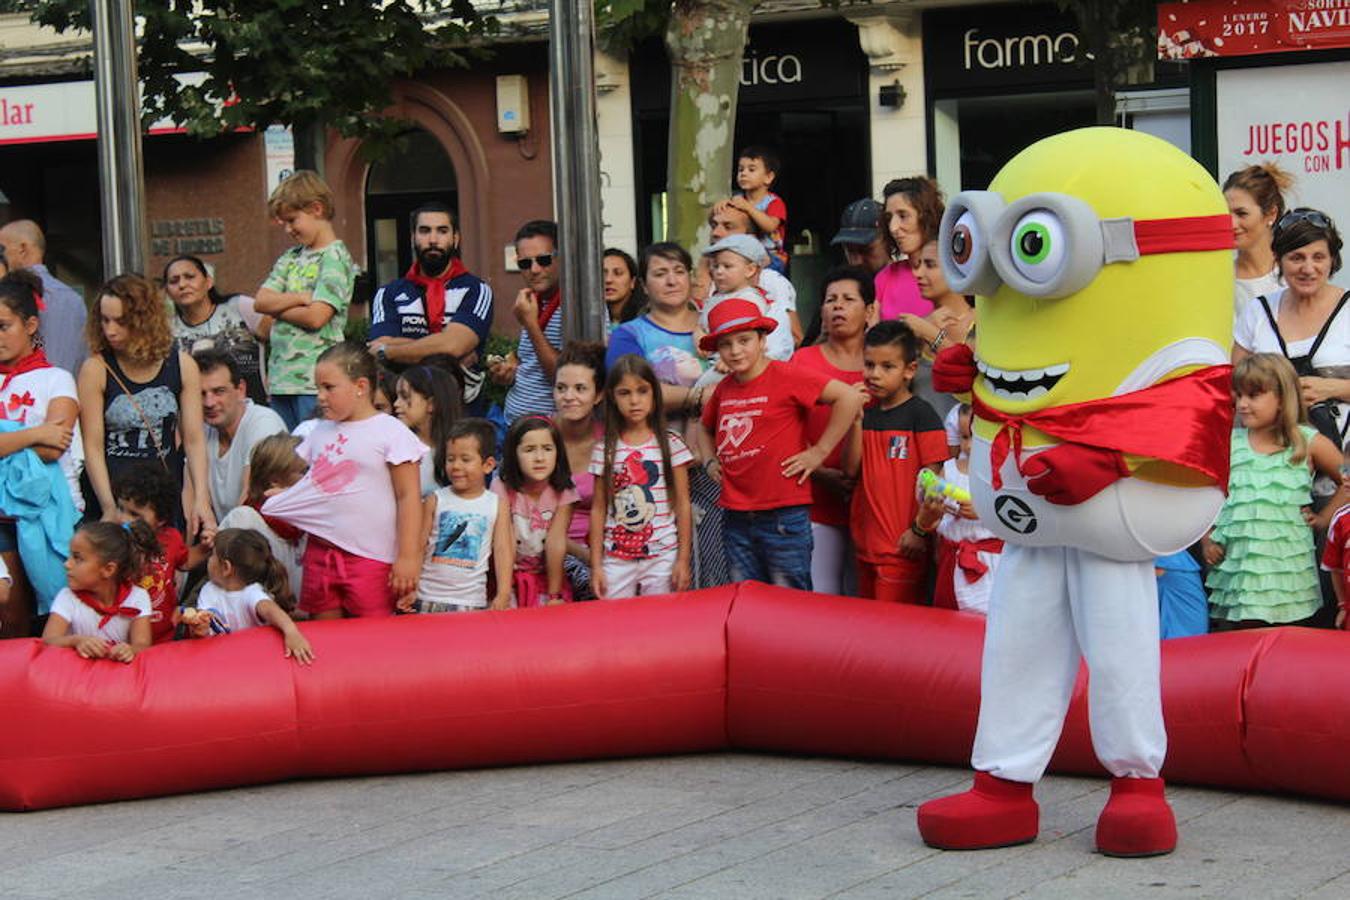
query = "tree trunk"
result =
(664, 0, 756, 254)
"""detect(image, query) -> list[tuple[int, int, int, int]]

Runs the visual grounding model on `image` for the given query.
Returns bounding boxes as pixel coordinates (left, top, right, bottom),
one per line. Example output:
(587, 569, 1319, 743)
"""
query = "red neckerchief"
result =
(955, 537, 1004, 582)
(404, 258, 468, 334)
(972, 364, 1234, 492)
(75, 581, 138, 629)
(0, 348, 50, 393)
(246, 498, 303, 543)
(537, 287, 562, 331)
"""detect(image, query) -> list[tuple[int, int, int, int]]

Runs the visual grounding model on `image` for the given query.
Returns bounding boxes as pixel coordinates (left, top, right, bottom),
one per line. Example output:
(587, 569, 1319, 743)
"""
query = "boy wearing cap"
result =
(700, 234, 796, 362)
(699, 298, 865, 590)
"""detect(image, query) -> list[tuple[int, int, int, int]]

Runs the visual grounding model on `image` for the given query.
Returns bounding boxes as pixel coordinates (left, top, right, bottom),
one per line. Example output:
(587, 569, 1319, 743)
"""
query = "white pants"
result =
(971, 543, 1165, 784)
(603, 554, 674, 599)
(809, 523, 850, 596)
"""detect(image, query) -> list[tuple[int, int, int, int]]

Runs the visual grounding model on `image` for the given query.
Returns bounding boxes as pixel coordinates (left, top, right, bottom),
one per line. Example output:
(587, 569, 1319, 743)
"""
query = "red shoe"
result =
(1095, 777, 1177, 857)
(917, 772, 1039, 850)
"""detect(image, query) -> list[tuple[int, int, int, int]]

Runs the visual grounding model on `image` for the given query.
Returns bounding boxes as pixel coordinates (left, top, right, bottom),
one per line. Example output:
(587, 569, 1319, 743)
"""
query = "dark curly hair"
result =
(881, 176, 945, 258)
(112, 461, 180, 526)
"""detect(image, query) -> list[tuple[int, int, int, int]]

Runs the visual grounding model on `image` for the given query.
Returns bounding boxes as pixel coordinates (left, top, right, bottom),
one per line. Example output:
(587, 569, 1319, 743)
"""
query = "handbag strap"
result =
(1259, 291, 1350, 364)
(100, 355, 169, 469)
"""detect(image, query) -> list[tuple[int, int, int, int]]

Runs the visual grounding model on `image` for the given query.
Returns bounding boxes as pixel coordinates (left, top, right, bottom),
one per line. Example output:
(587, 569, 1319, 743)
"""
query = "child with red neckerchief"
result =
(42, 521, 158, 663)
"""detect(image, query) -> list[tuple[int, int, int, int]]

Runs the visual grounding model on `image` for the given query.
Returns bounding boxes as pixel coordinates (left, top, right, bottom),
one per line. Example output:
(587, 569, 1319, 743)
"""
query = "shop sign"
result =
(925, 4, 1090, 93)
(1159, 0, 1350, 58)
(0, 74, 213, 145)
(1216, 60, 1350, 239)
(149, 217, 227, 257)
(632, 20, 865, 112)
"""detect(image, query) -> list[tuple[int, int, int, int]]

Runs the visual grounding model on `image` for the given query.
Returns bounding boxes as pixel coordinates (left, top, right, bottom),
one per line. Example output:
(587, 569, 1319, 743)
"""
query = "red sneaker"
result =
(1095, 777, 1178, 857)
(917, 772, 1039, 850)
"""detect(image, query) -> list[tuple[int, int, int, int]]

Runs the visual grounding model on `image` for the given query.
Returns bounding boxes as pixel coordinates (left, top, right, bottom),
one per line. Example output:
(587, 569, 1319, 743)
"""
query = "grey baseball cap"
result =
(703, 233, 770, 265)
(831, 198, 883, 246)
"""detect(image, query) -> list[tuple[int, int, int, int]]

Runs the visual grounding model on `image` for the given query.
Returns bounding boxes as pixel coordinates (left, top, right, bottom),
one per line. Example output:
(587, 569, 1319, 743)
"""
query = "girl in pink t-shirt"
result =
(589, 355, 693, 600)
(492, 415, 577, 607)
(262, 343, 425, 618)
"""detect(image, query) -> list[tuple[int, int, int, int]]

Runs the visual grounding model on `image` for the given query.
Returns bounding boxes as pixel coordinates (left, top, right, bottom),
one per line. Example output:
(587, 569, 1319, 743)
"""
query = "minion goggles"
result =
(939, 191, 1234, 300)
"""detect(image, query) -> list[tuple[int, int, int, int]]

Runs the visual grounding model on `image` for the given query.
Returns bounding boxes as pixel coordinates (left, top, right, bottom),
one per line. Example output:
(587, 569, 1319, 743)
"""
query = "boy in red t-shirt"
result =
(1321, 502, 1350, 629)
(843, 320, 950, 603)
(113, 463, 213, 642)
(699, 298, 864, 590)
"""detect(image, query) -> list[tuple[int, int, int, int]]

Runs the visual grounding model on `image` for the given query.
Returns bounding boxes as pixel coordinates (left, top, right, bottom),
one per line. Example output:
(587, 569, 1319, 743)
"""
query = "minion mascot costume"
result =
(917, 128, 1235, 857)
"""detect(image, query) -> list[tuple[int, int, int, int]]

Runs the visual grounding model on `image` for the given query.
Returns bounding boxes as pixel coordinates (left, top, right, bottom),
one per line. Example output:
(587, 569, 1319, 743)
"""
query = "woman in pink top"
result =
(554, 341, 605, 599)
(873, 176, 945, 323)
(793, 266, 871, 596)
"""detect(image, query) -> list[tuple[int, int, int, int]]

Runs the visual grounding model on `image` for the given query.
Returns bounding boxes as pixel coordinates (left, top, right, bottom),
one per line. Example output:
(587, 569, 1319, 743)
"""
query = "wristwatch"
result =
(375, 344, 388, 363)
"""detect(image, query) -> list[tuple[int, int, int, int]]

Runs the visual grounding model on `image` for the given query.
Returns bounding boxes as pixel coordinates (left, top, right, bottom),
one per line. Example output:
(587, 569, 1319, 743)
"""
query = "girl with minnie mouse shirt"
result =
(589, 355, 693, 599)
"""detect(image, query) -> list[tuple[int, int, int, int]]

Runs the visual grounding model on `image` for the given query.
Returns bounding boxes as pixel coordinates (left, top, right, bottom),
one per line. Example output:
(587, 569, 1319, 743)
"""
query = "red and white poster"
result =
(1159, 0, 1350, 58)
(1216, 60, 1350, 235)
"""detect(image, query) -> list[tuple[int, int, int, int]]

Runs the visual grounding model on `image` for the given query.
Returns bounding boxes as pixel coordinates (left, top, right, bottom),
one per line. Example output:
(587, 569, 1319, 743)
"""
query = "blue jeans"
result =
(271, 394, 318, 432)
(722, 505, 814, 591)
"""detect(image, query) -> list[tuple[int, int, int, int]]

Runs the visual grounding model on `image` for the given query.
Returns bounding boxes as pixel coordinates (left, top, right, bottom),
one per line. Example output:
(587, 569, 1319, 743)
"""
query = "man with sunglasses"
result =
(368, 203, 494, 411)
(491, 220, 564, 421)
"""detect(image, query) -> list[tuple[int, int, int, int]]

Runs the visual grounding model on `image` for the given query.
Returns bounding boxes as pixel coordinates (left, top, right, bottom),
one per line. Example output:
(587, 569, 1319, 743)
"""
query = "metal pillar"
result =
(548, 0, 606, 343)
(92, 0, 148, 277)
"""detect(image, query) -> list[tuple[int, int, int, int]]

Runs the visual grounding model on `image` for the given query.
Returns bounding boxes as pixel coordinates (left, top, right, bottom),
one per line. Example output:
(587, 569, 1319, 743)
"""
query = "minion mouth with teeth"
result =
(917, 128, 1237, 859)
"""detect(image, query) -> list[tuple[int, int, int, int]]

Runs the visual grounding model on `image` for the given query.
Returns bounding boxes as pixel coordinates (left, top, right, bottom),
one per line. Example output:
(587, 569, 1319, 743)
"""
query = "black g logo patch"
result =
(994, 495, 1038, 534)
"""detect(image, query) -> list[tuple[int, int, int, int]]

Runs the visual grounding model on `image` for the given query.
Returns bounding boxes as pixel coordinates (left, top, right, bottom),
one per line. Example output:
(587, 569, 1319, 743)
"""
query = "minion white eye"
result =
(1009, 210, 1067, 283)
(947, 210, 981, 278)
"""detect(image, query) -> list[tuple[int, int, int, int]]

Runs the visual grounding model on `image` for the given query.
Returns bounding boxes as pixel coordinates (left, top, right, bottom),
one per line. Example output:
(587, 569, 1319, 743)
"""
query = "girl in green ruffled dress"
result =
(1202, 354, 1345, 628)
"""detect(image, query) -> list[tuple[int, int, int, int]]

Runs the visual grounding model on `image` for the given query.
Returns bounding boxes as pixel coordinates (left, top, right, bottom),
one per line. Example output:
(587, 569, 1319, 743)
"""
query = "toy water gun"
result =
(920, 469, 972, 504)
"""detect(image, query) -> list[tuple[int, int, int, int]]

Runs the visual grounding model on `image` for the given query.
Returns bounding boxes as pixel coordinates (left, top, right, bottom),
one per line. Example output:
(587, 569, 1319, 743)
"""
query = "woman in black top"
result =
(77, 274, 213, 534)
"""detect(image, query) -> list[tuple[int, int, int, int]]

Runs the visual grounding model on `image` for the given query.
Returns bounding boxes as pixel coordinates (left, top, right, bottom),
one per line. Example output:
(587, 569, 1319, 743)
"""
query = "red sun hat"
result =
(699, 298, 778, 352)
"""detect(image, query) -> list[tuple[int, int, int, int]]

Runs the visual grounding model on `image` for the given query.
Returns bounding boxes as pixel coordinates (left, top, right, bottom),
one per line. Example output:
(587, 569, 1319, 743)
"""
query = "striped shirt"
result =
(589, 432, 693, 560)
(503, 305, 564, 421)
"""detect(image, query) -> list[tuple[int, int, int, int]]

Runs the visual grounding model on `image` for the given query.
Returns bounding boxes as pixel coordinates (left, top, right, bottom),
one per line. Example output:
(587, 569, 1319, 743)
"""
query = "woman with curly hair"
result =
(875, 176, 944, 323)
(77, 273, 213, 536)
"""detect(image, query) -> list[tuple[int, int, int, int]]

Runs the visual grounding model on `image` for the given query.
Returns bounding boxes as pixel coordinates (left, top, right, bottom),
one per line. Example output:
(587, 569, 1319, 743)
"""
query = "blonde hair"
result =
(87, 273, 174, 363)
(267, 169, 335, 220)
(245, 434, 307, 506)
(1233, 353, 1308, 464)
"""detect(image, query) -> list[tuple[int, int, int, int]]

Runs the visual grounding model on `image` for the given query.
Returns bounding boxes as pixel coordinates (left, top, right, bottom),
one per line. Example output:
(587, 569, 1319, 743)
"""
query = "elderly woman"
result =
(1233, 209, 1348, 511)
(791, 265, 871, 595)
(77, 273, 212, 535)
(607, 243, 728, 587)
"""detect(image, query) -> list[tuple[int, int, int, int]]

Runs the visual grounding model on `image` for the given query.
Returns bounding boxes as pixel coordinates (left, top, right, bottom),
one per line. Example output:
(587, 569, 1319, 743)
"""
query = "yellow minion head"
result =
(941, 127, 1233, 418)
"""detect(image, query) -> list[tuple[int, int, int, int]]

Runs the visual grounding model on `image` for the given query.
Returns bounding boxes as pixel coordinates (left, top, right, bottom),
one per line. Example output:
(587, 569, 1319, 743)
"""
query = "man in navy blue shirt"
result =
(367, 203, 493, 408)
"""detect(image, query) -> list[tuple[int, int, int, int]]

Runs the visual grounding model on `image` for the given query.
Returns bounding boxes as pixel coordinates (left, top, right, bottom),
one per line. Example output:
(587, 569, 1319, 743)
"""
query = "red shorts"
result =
(857, 555, 928, 605)
(299, 538, 396, 618)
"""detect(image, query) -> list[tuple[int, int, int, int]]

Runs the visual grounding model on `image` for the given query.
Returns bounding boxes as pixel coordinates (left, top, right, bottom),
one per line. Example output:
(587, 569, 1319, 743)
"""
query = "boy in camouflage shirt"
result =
(254, 170, 357, 430)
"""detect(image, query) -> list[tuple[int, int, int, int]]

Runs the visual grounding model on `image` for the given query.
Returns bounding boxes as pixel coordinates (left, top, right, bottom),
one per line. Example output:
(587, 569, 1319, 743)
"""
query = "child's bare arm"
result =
(490, 495, 514, 609)
(256, 599, 314, 664)
(589, 481, 609, 599)
(253, 288, 312, 314)
(41, 614, 109, 658)
(388, 461, 423, 599)
(544, 502, 572, 599)
(671, 462, 693, 592)
(783, 379, 865, 483)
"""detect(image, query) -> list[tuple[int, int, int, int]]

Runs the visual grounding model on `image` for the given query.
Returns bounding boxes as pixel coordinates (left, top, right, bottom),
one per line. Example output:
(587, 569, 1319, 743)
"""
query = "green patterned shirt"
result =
(261, 240, 356, 395)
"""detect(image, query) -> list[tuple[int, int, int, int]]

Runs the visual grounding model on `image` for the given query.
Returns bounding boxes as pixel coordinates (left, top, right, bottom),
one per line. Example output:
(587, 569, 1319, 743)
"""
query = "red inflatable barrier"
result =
(1, 581, 1346, 811)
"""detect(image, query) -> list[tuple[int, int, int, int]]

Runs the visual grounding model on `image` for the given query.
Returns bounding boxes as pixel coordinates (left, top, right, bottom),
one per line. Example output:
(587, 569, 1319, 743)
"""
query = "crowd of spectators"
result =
(2, 150, 1347, 666)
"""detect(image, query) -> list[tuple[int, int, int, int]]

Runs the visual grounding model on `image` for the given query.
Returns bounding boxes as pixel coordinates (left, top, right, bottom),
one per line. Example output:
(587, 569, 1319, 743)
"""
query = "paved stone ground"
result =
(1, 754, 1347, 899)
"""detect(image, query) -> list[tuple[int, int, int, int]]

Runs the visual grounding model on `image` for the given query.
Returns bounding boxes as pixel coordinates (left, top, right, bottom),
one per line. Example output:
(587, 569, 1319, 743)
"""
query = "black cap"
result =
(831, 198, 883, 246)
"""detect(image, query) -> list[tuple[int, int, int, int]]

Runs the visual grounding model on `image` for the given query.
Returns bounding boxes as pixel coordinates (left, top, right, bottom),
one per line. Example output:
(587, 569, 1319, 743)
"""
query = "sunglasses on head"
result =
(1275, 209, 1332, 234)
(517, 254, 554, 270)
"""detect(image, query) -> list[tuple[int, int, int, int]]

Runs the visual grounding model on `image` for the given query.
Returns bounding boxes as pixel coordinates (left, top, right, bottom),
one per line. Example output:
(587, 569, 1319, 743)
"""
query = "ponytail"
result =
(79, 520, 161, 586)
(212, 528, 294, 610)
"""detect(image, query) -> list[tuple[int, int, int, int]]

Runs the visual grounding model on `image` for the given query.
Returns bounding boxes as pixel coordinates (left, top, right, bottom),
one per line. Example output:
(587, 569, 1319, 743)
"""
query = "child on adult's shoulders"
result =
(842, 320, 951, 604)
(726, 145, 790, 276)
(698, 298, 864, 590)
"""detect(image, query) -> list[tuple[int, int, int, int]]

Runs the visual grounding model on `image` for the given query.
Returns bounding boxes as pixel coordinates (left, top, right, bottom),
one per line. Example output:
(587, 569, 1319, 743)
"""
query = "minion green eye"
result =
(1009, 210, 1067, 283)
